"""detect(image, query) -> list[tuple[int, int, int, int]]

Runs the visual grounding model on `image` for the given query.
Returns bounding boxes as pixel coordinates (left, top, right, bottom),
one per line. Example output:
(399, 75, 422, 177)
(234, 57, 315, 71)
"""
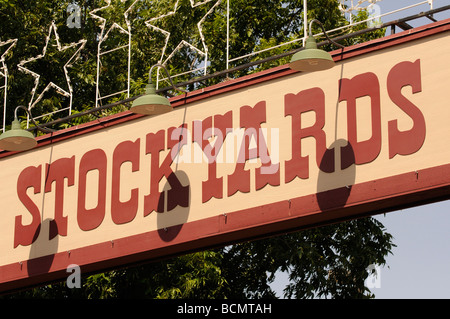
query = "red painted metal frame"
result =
(1, 18, 450, 294)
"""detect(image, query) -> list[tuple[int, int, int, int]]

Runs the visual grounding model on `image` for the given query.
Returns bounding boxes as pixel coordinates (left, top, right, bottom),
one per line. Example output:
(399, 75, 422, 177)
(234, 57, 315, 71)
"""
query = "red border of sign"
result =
(1, 19, 450, 293)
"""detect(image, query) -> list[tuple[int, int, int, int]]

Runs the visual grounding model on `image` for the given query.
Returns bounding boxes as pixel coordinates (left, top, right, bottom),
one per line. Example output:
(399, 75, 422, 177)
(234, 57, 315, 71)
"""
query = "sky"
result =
(272, 0, 450, 299)
(368, 0, 450, 299)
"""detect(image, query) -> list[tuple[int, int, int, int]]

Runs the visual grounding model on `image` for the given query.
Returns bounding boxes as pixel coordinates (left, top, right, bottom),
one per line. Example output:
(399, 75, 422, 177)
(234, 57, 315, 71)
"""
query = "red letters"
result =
(193, 111, 232, 203)
(285, 87, 334, 183)
(339, 72, 382, 168)
(387, 59, 425, 158)
(77, 149, 107, 231)
(45, 157, 75, 239)
(111, 139, 140, 224)
(228, 101, 280, 196)
(144, 126, 189, 215)
(15, 165, 42, 248)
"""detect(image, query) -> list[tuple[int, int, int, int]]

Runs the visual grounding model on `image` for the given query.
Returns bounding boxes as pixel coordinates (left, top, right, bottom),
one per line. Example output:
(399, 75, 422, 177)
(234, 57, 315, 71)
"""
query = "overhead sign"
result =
(1, 20, 450, 293)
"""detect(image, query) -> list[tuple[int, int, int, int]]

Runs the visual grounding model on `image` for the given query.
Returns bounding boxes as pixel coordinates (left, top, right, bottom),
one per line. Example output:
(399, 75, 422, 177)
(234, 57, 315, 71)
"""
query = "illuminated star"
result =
(89, 0, 142, 41)
(17, 22, 86, 111)
(89, 0, 142, 106)
(146, 0, 222, 67)
(0, 38, 17, 131)
(0, 38, 17, 78)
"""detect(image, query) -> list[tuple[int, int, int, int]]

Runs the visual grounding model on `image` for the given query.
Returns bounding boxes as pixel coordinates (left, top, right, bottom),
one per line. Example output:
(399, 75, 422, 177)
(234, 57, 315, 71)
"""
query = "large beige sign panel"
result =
(1, 21, 450, 292)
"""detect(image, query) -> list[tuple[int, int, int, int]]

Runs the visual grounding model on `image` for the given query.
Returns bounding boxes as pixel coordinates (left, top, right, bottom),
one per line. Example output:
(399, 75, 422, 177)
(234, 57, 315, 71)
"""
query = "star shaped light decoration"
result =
(89, 0, 142, 107)
(0, 38, 17, 78)
(0, 38, 17, 132)
(145, 0, 222, 83)
(17, 21, 86, 119)
(89, 0, 142, 42)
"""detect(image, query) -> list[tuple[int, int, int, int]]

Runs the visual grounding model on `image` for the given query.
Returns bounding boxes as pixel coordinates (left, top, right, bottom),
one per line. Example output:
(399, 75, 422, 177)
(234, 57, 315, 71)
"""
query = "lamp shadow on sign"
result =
(316, 139, 356, 212)
(27, 218, 59, 278)
(156, 170, 191, 242)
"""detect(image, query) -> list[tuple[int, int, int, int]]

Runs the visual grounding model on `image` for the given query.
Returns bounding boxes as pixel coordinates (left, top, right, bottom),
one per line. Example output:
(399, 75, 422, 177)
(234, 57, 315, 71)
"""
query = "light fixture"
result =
(130, 63, 187, 115)
(290, 19, 345, 72)
(0, 105, 55, 152)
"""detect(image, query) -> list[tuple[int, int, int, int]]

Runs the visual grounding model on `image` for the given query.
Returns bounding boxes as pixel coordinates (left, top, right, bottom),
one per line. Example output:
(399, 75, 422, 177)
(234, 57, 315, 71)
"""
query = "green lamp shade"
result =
(0, 119, 37, 152)
(289, 36, 335, 72)
(130, 83, 172, 115)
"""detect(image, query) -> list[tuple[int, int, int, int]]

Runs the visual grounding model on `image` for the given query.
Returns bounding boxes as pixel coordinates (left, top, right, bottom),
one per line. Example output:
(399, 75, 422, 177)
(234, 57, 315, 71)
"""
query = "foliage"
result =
(0, 0, 393, 299)
(7, 218, 393, 299)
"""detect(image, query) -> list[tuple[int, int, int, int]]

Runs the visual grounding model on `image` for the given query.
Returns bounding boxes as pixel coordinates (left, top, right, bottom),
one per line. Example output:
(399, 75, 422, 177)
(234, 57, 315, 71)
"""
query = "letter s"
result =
(387, 59, 426, 159)
(14, 165, 42, 248)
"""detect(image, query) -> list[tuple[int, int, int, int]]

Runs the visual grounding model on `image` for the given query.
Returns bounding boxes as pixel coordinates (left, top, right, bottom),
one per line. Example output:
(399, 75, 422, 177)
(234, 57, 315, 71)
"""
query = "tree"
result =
(1, 0, 393, 299)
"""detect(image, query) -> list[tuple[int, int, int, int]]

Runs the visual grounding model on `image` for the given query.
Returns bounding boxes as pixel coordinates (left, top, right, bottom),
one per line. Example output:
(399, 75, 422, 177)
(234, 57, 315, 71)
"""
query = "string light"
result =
(145, 0, 222, 87)
(0, 38, 17, 132)
(17, 21, 86, 127)
(89, 0, 142, 107)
